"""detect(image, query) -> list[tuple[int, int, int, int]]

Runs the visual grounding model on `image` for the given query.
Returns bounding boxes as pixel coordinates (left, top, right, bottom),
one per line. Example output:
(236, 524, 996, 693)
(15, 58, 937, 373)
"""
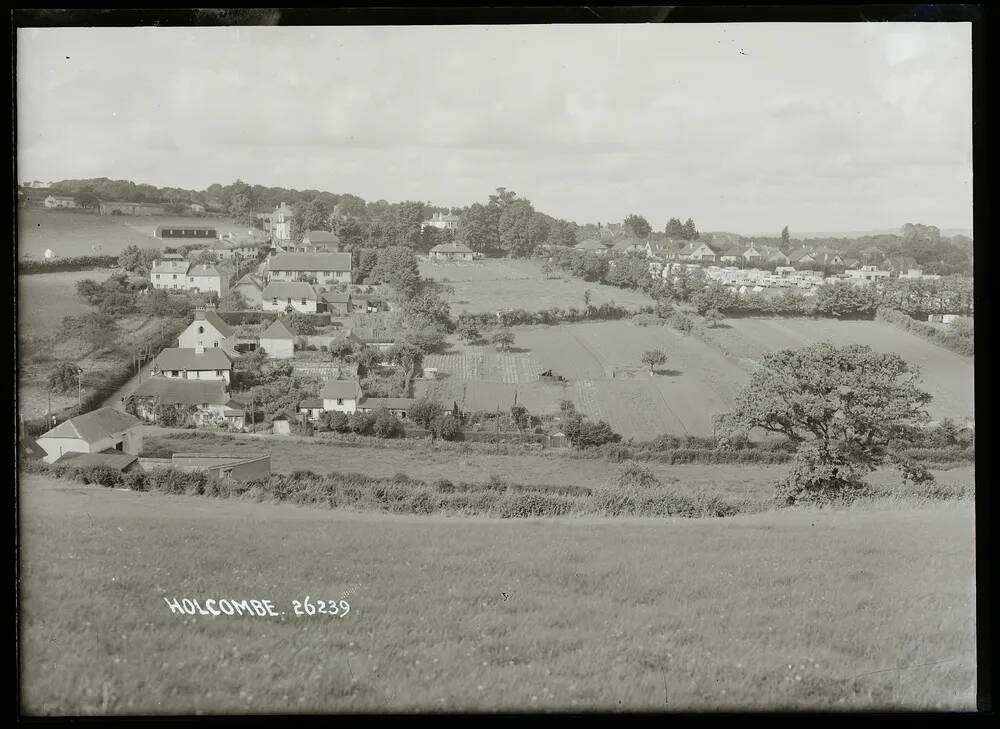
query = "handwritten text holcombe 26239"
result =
(163, 597, 351, 617)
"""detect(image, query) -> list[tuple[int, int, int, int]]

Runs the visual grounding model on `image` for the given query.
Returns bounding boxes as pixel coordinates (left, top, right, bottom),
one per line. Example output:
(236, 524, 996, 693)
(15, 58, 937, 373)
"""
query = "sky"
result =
(17, 23, 973, 234)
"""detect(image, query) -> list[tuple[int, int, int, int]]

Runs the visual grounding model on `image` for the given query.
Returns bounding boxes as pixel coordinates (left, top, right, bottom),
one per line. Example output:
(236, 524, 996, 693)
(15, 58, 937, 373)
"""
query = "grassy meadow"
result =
(19, 474, 976, 714)
(419, 258, 654, 314)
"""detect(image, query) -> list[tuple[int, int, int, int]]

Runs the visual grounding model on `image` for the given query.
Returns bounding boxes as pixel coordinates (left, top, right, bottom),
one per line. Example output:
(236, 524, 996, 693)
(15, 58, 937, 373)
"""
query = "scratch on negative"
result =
(849, 657, 960, 680)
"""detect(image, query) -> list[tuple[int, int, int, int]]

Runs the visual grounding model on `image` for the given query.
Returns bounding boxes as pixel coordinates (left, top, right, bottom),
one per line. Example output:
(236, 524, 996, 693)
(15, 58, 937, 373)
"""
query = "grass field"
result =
(140, 430, 975, 499)
(419, 258, 654, 314)
(416, 316, 975, 438)
(19, 473, 976, 713)
(17, 208, 249, 260)
(703, 318, 975, 424)
(17, 269, 172, 420)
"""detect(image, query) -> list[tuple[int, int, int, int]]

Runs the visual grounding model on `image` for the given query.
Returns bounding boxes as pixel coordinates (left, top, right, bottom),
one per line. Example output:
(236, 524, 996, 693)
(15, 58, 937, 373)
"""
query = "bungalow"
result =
(128, 377, 236, 427)
(610, 238, 647, 255)
(299, 397, 326, 422)
(321, 379, 361, 414)
(429, 242, 475, 262)
(187, 202, 206, 215)
(321, 290, 353, 316)
(812, 247, 845, 267)
(845, 265, 890, 284)
(644, 240, 674, 260)
(44, 194, 77, 209)
(233, 273, 266, 308)
(178, 307, 234, 351)
(266, 252, 352, 285)
(679, 242, 718, 263)
(764, 248, 792, 266)
(262, 281, 320, 314)
(151, 347, 233, 384)
(357, 397, 417, 419)
(259, 318, 295, 359)
(575, 238, 612, 254)
(36, 407, 144, 464)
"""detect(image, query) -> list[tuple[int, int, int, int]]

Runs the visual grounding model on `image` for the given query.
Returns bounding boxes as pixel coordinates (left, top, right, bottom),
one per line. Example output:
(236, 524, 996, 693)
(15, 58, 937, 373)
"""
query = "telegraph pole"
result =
(77, 368, 83, 411)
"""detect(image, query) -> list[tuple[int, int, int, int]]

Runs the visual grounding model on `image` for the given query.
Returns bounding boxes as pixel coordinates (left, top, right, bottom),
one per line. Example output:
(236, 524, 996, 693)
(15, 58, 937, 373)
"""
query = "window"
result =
(155, 274, 160, 279)
(301, 298, 307, 305)
(198, 326, 204, 334)
(213, 342, 219, 348)
(271, 298, 278, 305)
(287, 298, 292, 304)
(172, 274, 177, 279)
(216, 370, 223, 376)
(171, 370, 179, 377)
(337, 398, 344, 405)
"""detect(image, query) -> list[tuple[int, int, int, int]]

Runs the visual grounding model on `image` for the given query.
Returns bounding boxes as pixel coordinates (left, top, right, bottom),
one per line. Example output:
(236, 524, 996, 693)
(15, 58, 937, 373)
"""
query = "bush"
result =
(434, 414, 465, 441)
(372, 408, 404, 439)
(78, 465, 124, 487)
(774, 442, 871, 506)
(348, 411, 375, 436)
(323, 411, 350, 433)
(123, 469, 148, 491)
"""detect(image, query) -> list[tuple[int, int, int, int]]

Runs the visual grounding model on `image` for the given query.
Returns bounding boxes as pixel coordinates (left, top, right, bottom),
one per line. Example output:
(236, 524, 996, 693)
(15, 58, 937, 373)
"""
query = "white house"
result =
(845, 266, 891, 284)
(421, 212, 460, 232)
(177, 308, 235, 351)
(270, 203, 295, 247)
(259, 318, 295, 359)
(679, 241, 718, 262)
(150, 260, 192, 290)
(265, 252, 352, 286)
(44, 194, 77, 209)
(262, 281, 319, 314)
(321, 379, 361, 414)
(186, 263, 231, 297)
(36, 407, 144, 464)
(151, 347, 233, 384)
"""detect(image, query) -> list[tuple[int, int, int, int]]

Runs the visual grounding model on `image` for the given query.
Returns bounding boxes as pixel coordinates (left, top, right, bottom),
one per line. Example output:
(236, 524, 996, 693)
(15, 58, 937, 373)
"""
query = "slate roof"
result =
(54, 451, 140, 470)
(302, 230, 340, 244)
(268, 252, 352, 272)
(131, 377, 229, 405)
(40, 407, 143, 444)
(299, 397, 325, 409)
(234, 273, 265, 290)
(321, 380, 360, 400)
(262, 281, 319, 301)
(193, 309, 235, 338)
(153, 347, 232, 371)
(151, 260, 191, 275)
(788, 249, 815, 262)
(260, 318, 295, 340)
(188, 263, 227, 278)
(610, 238, 646, 251)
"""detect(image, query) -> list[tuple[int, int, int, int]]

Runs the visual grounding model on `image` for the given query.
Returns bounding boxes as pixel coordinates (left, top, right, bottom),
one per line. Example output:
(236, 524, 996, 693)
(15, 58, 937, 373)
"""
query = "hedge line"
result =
(215, 310, 332, 327)
(875, 308, 974, 356)
(18, 255, 120, 274)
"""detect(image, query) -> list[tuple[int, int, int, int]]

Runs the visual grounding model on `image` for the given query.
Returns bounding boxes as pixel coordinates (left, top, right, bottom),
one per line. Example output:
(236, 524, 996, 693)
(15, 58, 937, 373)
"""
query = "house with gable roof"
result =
(429, 242, 475, 261)
(262, 281, 320, 314)
(36, 407, 144, 464)
(259, 318, 295, 359)
(178, 307, 235, 351)
(321, 379, 361, 413)
(151, 347, 233, 384)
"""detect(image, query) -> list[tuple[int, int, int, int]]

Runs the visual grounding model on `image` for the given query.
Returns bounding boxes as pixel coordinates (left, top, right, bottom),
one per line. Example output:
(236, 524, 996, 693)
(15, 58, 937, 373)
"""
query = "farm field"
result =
(419, 258, 654, 314)
(140, 430, 975, 498)
(17, 208, 247, 260)
(19, 474, 976, 713)
(418, 317, 975, 437)
(703, 318, 975, 424)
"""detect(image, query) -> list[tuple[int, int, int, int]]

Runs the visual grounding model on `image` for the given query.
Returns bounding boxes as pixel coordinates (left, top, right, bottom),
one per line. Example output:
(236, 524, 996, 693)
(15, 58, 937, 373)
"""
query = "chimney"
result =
(194, 308, 206, 320)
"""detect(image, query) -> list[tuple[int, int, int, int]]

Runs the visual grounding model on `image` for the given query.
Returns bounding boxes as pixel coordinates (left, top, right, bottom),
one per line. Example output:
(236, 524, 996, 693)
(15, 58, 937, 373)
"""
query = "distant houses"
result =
(36, 407, 144, 464)
(574, 238, 612, 254)
(44, 194, 77, 209)
(99, 201, 167, 216)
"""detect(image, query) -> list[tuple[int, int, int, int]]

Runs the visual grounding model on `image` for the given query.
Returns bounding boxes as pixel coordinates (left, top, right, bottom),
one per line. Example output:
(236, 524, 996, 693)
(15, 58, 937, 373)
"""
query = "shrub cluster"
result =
(876, 308, 974, 356)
